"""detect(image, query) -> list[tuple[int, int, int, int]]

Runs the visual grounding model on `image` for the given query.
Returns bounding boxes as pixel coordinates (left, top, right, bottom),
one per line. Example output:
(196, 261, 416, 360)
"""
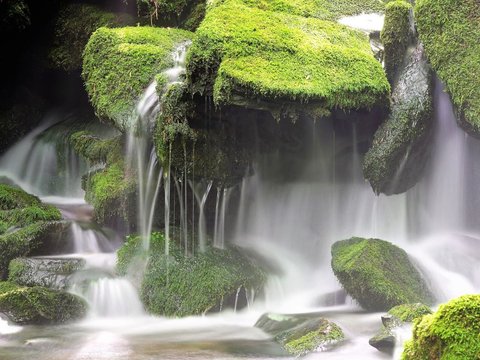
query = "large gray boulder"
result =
(363, 44, 433, 195)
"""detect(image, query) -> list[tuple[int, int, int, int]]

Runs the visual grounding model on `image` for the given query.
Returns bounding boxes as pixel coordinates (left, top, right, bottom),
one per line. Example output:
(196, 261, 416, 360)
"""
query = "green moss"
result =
(415, 0, 480, 134)
(331, 237, 434, 311)
(187, 0, 389, 115)
(49, 4, 135, 71)
(381, 1, 412, 84)
(117, 232, 266, 317)
(208, 0, 385, 20)
(402, 295, 480, 360)
(363, 44, 433, 195)
(0, 185, 62, 279)
(0, 281, 20, 295)
(388, 303, 432, 322)
(82, 26, 193, 130)
(70, 131, 123, 165)
(283, 319, 344, 356)
(0, 285, 87, 324)
(182, 1, 207, 31)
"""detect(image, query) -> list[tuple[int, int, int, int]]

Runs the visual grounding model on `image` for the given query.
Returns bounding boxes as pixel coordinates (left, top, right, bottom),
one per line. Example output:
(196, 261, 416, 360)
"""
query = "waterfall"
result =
(126, 41, 191, 251)
(232, 80, 480, 307)
(0, 111, 89, 199)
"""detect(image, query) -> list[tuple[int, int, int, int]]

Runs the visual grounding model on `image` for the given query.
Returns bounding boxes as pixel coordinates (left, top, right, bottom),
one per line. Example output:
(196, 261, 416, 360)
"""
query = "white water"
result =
(338, 13, 384, 32)
(126, 41, 191, 251)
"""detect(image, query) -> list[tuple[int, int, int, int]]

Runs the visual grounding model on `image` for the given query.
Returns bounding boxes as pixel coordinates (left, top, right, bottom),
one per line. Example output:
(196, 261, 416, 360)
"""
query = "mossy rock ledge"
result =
(402, 295, 480, 360)
(363, 44, 433, 195)
(186, 0, 390, 117)
(0, 184, 63, 279)
(331, 237, 434, 311)
(0, 281, 87, 325)
(369, 303, 432, 353)
(415, 0, 480, 136)
(255, 312, 344, 356)
(82, 26, 193, 131)
(117, 232, 266, 317)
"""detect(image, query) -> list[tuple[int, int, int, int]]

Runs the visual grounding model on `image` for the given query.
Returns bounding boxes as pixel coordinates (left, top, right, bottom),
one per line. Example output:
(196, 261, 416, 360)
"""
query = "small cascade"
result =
(70, 222, 116, 254)
(214, 187, 233, 249)
(72, 278, 144, 317)
(126, 41, 191, 252)
(191, 180, 213, 252)
(0, 111, 89, 198)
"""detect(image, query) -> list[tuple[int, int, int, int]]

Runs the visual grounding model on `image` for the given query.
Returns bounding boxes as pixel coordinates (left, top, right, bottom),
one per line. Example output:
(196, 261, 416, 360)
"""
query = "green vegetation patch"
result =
(388, 303, 432, 323)
(49, 3, 135, 71)
(207, 0, 385, 20)
(117, 232, 266, 317)
(402, 295, 480, 360)
(0, 284, 87, 324)
(381, 1, 412, 84)
(82, 26, 192, 131)
(415, 0, 480, 133)
(331, 237, 434, 311)
(0, 184, 62, 279)
(187, 0, 390, 114)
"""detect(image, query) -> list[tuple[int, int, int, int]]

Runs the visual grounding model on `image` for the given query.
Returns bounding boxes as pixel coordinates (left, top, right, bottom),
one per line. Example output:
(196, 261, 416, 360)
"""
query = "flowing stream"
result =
(1, 66, 480, 360)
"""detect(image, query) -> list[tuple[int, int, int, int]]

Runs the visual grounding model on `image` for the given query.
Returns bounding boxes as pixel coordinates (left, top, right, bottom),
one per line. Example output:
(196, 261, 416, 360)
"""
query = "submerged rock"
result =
(331, 237, 434, 311)
(415, 0, 480, 137)
(0, 282, 87, 325)
(403, 295, 480, 360)
(369, 303, 432, 353)
(8, 257, 85, 290)
(82, 26, 193, 131)
(0, 184, 62, 279)
(117, 232, 266, 317)
(255, 312, 344, 356)
(363, 44, 433, 195)
(187, 0, 389, 118)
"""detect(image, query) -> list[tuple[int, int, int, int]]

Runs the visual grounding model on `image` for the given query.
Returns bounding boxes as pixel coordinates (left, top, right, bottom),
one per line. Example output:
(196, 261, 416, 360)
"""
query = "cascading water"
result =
(0, 111, 89, 199)
(126, 41, 191, 252)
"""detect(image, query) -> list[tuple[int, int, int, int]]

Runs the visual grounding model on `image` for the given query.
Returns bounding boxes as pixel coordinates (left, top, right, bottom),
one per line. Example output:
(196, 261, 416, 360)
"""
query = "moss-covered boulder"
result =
(70, 131, 136, 227)
(8, 257, 85, 290)
(0, 184, 62, 279)
(117, 232, 266, 317)
(402, 295, 480, 360)
(255, 312, 344, 356)
(207, 0, 385, 20)
(369, 303, 432, 353)
(187, 0, 390, 117)
(49, 4, 135, 72)
(82, 26, 192, 131)
(0, 282, 87, 324)
(381, 1, 413, 84)
(331, 238, 434, 311)
(363, 44, 433, 195)
(415, 0, 480, 136)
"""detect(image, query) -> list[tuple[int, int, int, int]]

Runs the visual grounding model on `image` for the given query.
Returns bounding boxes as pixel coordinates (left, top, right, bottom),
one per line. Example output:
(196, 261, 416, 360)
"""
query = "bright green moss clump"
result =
(49, 4, 135, 71)
(0, 284, 87, 324)
(331, 237, 434, 311)
(0, 184, 62, 279)
(117, 232, 266, 317)
(402, 295, 480, 360)
(187, 0, 390, 115)
(388, 303, 432, 322)
(208, 0, 385, 20)
(381, 1, 412, 84)
(415, 0, 480, 134)
(82, 26, 192, 131)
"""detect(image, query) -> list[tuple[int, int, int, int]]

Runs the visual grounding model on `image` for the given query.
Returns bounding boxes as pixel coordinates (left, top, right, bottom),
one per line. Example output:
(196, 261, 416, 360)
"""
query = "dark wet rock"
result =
(8, 257, 85, 290)
(363, 44, 433, 195)
(255, 312, 344, 356)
